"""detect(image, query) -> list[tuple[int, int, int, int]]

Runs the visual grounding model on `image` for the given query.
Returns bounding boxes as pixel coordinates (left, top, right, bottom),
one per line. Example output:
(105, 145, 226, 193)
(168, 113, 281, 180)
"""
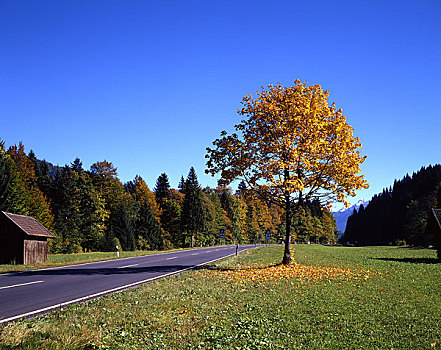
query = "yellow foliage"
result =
(132, 175, 162, 222)
(206, 80, 369, 208)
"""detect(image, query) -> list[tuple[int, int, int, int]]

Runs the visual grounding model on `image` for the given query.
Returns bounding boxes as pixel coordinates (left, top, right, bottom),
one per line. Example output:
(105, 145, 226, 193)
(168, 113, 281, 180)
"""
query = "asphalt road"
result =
(0, 245, 254, 324)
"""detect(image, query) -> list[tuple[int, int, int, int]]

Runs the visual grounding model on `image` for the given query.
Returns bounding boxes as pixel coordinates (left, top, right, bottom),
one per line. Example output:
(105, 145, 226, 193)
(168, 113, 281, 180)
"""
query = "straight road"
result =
(0, 245, 254, 324)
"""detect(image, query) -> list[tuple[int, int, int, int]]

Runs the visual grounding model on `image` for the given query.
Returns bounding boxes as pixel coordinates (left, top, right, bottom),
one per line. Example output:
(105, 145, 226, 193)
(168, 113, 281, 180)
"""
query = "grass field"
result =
(1, 245, 440, 349)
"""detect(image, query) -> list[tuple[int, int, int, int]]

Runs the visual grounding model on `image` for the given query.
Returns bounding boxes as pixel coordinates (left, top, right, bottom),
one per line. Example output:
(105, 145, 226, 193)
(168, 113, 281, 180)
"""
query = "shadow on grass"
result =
(396, 246, 438, 250)
(371, 257, 440, 264)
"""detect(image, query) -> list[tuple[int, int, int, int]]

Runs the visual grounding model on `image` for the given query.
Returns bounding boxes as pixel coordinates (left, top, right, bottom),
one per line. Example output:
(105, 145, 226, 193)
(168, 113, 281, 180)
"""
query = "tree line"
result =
(0, 139, 336, 253)
(343, 164, 441, 246)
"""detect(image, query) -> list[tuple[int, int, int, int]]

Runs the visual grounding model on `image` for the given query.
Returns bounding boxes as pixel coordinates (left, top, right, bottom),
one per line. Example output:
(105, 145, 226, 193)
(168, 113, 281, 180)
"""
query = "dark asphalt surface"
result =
(0, 245, 254, 323)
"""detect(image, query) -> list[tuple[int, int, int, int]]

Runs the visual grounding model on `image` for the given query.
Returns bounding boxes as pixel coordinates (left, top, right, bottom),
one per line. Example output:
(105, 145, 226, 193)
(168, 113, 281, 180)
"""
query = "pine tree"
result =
(182, 167, 205, 247)
(126, 175, 164, 250)
(109, 193, 137, 251)
(0, 141, 12, 210)
(28, 151, 55, 200)
(236, 180, 247, 197)
(178, 176, 185, 193)
(137, 200, 163, 250)
(71, 158, 84, 172)
(154, 172, 171, 203)
(245, 199, 260, 243)
(51, 166, 82, 252)
(343, 165, 441, 246)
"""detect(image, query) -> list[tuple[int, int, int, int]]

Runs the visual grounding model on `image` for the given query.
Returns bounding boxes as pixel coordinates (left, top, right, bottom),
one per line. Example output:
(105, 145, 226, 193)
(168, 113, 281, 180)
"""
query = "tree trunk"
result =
(282, 193, 291, 265)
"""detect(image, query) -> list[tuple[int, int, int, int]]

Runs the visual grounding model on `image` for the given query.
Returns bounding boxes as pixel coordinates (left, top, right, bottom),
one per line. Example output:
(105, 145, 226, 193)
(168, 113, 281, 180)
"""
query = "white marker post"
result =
(116, 245, 119, 258)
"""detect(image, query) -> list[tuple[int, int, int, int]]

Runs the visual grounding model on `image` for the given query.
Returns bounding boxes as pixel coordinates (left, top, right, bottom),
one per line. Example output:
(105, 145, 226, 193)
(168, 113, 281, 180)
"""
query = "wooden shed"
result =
(0, 212, 55, 264)
(425, 208, 441, 260)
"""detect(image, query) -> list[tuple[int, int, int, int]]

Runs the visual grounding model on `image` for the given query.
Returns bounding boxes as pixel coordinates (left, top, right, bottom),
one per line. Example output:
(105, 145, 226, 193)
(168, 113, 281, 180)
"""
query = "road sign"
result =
(265, 229, 271, 240)
(258, 233, 262, 240)
(220, 229, 225, 239)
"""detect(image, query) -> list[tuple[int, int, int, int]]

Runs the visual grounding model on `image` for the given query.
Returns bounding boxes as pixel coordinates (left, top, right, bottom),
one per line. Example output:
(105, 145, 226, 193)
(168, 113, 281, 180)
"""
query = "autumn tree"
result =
(90, 160, 124, 208)
(206, 80, 368, 264)
(89, 160, 126, 243)
(7, 143, 55, 232)
(126, 175, 161, 222)
(160, 189, 184, 248)
(203, 187, 230, 245)
(51, 164, 108, 253)
(126, 175, 163, 250)
(216, 187, 247, 243)
(77, 171, 108, 251)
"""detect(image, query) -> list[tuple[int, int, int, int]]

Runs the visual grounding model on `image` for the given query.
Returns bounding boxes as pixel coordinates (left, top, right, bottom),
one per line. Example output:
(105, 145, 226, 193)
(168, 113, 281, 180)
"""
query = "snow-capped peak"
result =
(333, 199, 370, 233)
(337, 199, 369, 213)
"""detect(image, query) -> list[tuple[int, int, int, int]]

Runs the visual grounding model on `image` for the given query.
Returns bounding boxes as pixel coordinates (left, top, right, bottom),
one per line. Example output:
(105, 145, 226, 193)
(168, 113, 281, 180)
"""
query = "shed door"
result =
(23, 240, 47, 264)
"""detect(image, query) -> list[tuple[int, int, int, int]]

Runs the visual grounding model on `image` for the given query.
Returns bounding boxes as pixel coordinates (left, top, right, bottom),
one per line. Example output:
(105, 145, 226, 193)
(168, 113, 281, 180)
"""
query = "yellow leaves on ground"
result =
(197, 263, 376, 286)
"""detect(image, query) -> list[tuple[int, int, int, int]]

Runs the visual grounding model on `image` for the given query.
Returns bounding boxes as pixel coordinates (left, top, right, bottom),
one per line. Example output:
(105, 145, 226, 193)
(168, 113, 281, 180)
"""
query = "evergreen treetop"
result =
(154, 172, 171, 202)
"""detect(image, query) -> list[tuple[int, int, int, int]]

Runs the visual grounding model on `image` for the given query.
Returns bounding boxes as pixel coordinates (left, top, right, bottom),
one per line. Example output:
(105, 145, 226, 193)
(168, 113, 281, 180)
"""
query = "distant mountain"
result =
(332, 199, 370, 234)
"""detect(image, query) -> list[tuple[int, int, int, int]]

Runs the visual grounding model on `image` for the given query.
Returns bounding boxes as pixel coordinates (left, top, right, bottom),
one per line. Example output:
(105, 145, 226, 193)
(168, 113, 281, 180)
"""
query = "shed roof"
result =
(2, 212, 56, 238)
(433, 209, 441, 230)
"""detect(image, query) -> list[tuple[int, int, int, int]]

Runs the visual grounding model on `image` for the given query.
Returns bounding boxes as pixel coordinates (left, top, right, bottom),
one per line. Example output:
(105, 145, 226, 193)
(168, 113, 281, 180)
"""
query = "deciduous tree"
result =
(7, 143, 55, 232)
(206, 80, 368, 264)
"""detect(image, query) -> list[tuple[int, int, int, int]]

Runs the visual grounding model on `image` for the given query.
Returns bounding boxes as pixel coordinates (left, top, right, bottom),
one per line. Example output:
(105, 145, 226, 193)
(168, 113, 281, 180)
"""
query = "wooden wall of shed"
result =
(0, 215, 23, 264)
(23, 239, 47, 264)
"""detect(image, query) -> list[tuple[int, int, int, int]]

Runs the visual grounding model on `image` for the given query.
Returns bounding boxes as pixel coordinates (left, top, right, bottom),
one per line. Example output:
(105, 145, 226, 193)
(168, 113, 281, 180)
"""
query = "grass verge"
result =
(1, 245, 441, 349)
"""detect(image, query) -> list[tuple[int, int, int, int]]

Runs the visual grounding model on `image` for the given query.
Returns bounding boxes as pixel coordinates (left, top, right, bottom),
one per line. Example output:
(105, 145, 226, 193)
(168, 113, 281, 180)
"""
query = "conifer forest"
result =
(343, 165, 441, 246)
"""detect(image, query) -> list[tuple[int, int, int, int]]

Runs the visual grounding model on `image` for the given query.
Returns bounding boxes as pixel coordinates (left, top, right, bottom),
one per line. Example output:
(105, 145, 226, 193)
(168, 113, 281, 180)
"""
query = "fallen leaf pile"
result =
(197, 263, 377, 285)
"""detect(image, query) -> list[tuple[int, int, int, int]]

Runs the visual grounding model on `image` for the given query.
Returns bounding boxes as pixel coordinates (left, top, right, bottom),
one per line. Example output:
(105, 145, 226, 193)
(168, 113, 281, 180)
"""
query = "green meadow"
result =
(1, 245, 440, 349)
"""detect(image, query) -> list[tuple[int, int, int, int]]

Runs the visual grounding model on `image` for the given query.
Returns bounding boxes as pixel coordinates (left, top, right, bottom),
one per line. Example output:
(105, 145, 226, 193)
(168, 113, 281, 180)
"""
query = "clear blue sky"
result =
(1, 0, 440, 209)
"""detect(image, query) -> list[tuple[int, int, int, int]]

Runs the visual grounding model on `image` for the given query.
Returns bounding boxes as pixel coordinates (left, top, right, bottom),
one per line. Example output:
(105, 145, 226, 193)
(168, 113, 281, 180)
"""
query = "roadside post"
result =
(220, 229, 225, 245)
(265, 229, 271, 245)
(116, 245, 119, 258)
(236, 243, 239, 255)
(258, 233, 262, 246)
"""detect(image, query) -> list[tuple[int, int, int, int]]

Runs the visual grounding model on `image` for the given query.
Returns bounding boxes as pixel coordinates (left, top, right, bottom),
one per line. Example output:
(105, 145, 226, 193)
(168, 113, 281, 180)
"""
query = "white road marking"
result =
(215, 249, 221, 251)
(191, 253, 199, 256)
(0, 281, 44, 290)
(117, 264, 139, 269)
(166, 257, 178, 260)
